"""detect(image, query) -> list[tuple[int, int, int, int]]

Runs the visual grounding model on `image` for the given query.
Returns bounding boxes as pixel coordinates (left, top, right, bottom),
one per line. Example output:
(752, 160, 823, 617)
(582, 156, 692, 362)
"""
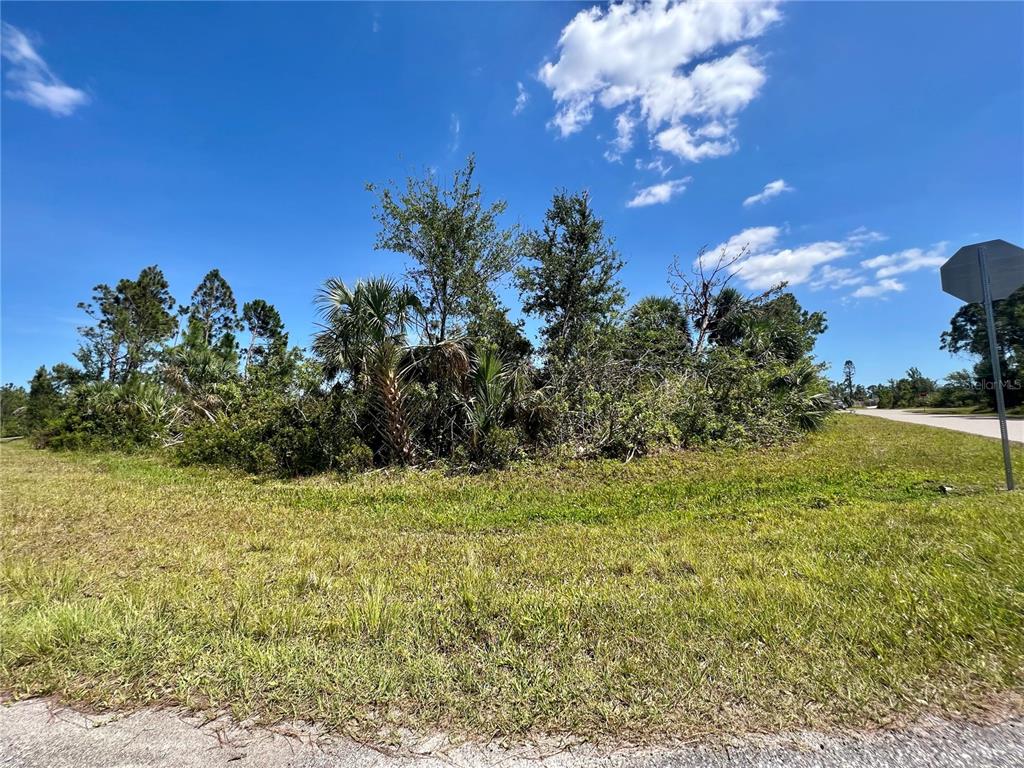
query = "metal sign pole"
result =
(977, 246, 1015, 490)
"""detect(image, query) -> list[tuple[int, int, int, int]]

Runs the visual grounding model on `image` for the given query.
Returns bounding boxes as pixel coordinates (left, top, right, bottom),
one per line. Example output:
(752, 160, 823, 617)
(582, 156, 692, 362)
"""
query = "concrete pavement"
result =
(2, 698, 1023, 768)
(852, 409, 1024, 444)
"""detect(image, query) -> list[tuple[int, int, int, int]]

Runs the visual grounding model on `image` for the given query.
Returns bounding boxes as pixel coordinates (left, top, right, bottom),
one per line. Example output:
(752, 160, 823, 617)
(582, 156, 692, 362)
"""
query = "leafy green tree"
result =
(162, 331, 239, 424)
(745, 292, 827, 364)
(242, 299, 289, 372)
(370, 155, 521, 345)
(75, 266, 178, 383)
(694, 285, 826, 365)
(875, 367, 937, 409)
(517, 190, 624, 367)
(620, 296, 691, 370)
(164, 270, 243, 410)
(465, 294, 533, 364)
(941, 286, 1023, 360)
(184, 269, 241, 348)
(313, 277, 422, 463)
(940, 286, 1022, 407)
(842, 360, 856, 403)
(50, 363, 89, 391)
(1, 383, 29, 437)
(932, 369, 983, 408)
(25, 366, 62, 434)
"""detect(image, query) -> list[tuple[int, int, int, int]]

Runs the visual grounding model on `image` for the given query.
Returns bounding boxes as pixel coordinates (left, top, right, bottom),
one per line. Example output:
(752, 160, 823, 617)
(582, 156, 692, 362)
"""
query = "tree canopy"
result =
(517, 190, 625, 368)
(75, 265, 178, 383)
(370, 155, 521, 345)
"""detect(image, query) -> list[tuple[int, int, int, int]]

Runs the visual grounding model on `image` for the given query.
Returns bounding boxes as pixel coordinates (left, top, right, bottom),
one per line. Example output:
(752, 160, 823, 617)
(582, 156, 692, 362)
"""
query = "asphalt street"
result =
(852, 409, 1024, 444)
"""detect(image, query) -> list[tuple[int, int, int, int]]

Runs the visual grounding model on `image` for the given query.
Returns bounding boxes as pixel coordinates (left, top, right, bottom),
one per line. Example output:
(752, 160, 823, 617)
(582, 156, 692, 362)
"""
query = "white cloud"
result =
(734, 240, 850, 290)
(742, 178, 793, 207)
(448, 113, 461, 153)
(852, 279, 905, 299)
(846, 226, 887, 245)
(605, 111, 636, 161)
(705, 226, 889, 291)
(860, 242, 948, 278)
(655, 121, 736, 162)
(703, 223, 943, 298)
(810, 265, 865, 290)
(513, 81, 529, 116)
(1, 22, 88, 116)
(538, 1, 780, 164)
(626, 177, 691, 208)
(551, 96, 593, 136)
(709, 225, 782, 259)
(635, 156, 673, 176)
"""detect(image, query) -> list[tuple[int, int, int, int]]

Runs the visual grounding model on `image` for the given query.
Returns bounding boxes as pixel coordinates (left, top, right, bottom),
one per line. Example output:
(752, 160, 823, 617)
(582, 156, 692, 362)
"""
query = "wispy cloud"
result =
(706, 223, 942, 299)
(1, 22, 89, 116)
(860, 242, 948, 278)
(538, 1, 780, 165)
(742, 178, 793, 207)
(626, 177, 690, 208)
(846, 226, 887, 246)
(604, 111, 636, 162)
(513, 81, 529, 116)
(733, 238, 849, 291)
(852, 278, 905, 299)
(706, 226, 884, 292)
(448, 113, 461, 154)
(810, 265, 865, 290)
(635, 156, 673, 177)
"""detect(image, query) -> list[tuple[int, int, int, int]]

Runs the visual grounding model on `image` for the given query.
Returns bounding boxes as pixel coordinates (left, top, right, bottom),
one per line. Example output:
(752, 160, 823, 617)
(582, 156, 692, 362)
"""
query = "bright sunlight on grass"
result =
(1, 415, 1022, 740)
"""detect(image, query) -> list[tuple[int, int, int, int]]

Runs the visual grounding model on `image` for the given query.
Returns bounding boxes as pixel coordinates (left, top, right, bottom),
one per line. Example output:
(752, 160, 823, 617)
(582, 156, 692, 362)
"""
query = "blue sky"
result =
(2, 1, 1022, 388)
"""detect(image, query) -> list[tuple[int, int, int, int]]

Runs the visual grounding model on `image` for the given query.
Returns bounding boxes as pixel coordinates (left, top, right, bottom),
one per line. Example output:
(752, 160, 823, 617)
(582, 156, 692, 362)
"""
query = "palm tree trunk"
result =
(373, 363, 415, 464)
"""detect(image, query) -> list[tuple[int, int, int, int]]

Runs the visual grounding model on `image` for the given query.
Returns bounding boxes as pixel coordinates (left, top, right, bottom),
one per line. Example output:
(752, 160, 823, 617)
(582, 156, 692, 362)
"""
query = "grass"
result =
(1, 415, 1022, 742)
(907, 405, 1024, 417)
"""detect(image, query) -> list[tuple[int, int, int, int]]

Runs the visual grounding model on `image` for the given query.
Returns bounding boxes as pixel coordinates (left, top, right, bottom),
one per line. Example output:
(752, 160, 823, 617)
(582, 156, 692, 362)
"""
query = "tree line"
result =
(833, 288, 1023, 411)
(1, 156, 833, 473)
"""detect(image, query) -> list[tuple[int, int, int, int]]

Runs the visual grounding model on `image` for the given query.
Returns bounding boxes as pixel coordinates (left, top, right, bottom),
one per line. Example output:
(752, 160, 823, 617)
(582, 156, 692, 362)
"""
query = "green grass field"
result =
(1, 415, 1022, 741)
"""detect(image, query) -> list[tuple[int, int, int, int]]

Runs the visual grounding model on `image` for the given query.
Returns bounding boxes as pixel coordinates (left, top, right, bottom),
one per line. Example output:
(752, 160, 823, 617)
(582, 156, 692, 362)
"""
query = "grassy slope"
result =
(1, 416, 1022, 740)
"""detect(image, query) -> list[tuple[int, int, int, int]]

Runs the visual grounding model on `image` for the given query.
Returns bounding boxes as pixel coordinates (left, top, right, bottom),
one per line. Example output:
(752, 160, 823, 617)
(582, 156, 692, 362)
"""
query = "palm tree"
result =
(162, 336, 238, 424)
(465, 347, 509, 452)
(313, 277, 421, 464)
(708, 286, 747, 348)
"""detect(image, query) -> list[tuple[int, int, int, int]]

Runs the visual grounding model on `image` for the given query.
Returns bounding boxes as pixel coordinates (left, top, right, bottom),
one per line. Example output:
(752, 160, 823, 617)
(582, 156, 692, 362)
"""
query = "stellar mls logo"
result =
(966, 378, 1022, 391)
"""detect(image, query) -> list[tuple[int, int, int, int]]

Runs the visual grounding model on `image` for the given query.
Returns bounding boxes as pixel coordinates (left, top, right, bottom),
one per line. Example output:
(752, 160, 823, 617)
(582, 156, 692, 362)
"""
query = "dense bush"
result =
(38, 378, 172, 452)
(178, 388, 372, 476)
(0, 383, 28, 437)
(173, 361, 372, 476)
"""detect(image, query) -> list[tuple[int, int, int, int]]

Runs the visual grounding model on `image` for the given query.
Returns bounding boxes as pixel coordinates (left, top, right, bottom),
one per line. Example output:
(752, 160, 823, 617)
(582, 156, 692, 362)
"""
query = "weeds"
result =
(343, 578, 398, 641)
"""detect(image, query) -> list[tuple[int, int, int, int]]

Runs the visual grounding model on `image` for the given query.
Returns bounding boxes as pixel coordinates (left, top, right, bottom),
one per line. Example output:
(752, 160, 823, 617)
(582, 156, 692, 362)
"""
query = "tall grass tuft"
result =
(343, 577, 398, 641)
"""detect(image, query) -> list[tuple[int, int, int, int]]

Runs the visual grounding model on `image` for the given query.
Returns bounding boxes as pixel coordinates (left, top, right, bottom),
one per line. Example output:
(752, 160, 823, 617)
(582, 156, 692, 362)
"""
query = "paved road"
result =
(1, 699, 1022, 768)
(852, 409, 1024, 444)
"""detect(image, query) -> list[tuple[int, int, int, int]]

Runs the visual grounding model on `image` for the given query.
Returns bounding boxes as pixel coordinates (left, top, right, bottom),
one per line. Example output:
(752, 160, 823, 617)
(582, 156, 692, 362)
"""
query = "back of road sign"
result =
(941, 239, 1024, 304)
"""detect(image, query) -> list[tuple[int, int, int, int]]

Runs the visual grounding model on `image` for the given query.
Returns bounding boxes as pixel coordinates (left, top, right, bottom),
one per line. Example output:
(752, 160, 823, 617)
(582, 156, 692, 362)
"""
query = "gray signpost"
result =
(941, 239, 1024, 491)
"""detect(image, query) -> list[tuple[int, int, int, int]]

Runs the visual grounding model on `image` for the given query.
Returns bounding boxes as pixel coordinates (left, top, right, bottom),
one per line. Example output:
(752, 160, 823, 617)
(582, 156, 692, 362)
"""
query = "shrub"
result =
(40, 378, 174, 452)
(474, 425, 521, 468)
(178, 385, 370, 477)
